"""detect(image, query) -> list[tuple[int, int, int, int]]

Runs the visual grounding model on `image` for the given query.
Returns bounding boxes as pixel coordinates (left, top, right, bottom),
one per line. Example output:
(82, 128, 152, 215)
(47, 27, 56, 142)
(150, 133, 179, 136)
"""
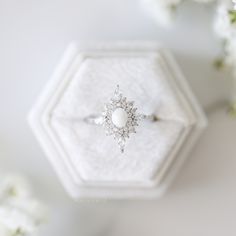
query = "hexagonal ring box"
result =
(29, 42, 207, 199)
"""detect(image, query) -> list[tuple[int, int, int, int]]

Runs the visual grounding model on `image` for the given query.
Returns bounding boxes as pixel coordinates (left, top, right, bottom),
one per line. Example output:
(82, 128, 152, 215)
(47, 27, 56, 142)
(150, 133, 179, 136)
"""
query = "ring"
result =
(84, 85, 159, 153)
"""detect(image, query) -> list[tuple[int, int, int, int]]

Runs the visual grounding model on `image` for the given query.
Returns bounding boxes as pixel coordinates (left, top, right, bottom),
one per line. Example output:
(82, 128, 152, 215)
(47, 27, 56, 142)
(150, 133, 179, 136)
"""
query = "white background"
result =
(0, 0, 236, 235)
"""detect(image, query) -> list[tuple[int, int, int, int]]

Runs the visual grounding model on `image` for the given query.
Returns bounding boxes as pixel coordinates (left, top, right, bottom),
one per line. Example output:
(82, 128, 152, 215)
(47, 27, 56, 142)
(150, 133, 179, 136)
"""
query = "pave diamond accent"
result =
(102, 85, 139, 153)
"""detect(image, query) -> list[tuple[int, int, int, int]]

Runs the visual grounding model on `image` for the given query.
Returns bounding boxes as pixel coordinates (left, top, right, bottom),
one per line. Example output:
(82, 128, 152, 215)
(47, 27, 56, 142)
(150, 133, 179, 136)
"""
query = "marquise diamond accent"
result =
(102, 85, 139, 153)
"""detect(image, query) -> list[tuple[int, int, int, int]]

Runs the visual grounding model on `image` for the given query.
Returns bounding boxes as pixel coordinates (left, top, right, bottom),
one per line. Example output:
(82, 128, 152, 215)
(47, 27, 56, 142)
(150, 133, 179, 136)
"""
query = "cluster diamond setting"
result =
(102, 85, 139, 153)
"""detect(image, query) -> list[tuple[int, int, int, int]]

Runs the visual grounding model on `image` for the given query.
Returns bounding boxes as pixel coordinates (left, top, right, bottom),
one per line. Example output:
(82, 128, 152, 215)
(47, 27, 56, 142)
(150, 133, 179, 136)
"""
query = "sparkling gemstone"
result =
(111, 108, 128, 128)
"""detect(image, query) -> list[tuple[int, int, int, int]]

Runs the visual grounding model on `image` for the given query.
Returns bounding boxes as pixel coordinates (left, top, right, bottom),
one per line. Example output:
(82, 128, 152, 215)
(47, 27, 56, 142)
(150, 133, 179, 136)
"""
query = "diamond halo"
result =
(102, 85, 139, 153)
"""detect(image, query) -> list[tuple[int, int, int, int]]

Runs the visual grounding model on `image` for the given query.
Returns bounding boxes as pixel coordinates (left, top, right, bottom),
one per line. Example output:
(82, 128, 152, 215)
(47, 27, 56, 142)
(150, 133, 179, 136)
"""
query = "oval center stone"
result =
(112, 108, 128, 128)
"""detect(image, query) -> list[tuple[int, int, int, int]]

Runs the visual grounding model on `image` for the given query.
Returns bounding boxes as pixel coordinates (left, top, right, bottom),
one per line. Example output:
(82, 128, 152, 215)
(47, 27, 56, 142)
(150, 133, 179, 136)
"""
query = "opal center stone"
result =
(112, 108, 128, 128)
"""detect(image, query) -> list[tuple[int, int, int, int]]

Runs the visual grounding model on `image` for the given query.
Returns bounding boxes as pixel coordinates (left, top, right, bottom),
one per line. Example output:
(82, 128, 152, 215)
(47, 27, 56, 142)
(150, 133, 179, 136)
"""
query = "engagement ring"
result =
(84, 85, 159, 153)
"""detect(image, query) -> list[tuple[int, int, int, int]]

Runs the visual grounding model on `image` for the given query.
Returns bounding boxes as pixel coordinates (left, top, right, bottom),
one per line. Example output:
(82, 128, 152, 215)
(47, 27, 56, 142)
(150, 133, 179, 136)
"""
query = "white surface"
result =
(0, 0, 235, 235)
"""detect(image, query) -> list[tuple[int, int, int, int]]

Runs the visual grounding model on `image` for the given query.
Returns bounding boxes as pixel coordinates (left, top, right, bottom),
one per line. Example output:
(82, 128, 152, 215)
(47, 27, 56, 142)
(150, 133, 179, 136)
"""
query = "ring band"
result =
(84, 114, 159, 125)
(84, 85, 159, 153)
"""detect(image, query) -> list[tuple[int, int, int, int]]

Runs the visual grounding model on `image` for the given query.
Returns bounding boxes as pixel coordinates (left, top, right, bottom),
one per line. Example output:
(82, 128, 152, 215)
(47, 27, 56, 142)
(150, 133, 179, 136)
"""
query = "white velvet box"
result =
(28, 42, 207, 199)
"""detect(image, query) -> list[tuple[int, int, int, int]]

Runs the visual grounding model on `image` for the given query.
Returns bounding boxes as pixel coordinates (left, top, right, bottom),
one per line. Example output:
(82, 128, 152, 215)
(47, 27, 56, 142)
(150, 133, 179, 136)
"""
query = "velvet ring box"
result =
(28, 42, 207, 199)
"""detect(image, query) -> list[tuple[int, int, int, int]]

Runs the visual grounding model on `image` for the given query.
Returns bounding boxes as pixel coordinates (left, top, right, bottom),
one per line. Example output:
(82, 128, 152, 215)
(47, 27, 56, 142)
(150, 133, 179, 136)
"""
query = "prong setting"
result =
(102, 85, 139, 153)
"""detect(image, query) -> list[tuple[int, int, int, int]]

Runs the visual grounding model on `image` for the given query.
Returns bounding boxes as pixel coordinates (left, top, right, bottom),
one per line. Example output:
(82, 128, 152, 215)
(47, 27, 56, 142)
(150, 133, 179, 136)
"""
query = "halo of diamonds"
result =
(102, 85, 139, 153)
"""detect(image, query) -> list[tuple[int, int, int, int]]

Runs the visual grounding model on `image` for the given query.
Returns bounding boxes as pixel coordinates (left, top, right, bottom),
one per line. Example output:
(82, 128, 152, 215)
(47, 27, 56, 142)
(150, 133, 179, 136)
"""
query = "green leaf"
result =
(169, 4, 177, 12)
(213, 58, 225, 70)
(228, 10, 236, 24)
(228, 102, 236, 117)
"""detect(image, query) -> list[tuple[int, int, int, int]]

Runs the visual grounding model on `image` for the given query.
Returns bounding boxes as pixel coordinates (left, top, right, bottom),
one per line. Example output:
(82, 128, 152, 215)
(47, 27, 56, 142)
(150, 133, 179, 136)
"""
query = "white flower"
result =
(214, 0, 236, 70)
(0, 206, 37, 235)
(0, 175, 47, 236)
(141, 0, 182, 26)
(141, 0, 217, 27)
(7, 197, 47, 224)
(225, 39, 236, 66)
(214, 0, 236, 39)
(0, 175, 31, 200)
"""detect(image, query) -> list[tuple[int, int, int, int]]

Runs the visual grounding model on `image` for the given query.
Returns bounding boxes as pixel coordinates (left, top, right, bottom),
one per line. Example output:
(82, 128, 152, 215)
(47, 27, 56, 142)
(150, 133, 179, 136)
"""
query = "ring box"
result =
(28, 42, 207, 199)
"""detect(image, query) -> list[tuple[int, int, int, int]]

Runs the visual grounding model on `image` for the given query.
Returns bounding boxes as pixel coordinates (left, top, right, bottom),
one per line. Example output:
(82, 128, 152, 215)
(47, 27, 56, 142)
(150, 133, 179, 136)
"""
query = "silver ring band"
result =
(84, 114, 159, 125)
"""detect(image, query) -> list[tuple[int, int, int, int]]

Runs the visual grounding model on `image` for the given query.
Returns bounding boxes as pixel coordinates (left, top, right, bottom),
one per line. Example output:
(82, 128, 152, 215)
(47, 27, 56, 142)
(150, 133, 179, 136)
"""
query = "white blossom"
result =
(0, 175, 31, 200)
(0, 206, 37, 235)
(0, 175, 47, 236)
(141, 0, 182, 26)
(225, 39, 236, 66)
(141, 0, 217, 27)
(214, 0, 236, 68)
(214, 0, 236, 39)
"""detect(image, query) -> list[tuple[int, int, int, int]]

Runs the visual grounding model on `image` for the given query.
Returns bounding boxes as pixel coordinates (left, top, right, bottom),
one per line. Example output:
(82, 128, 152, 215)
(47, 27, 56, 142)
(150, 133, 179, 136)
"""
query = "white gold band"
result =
(84, 114, 159, 125)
